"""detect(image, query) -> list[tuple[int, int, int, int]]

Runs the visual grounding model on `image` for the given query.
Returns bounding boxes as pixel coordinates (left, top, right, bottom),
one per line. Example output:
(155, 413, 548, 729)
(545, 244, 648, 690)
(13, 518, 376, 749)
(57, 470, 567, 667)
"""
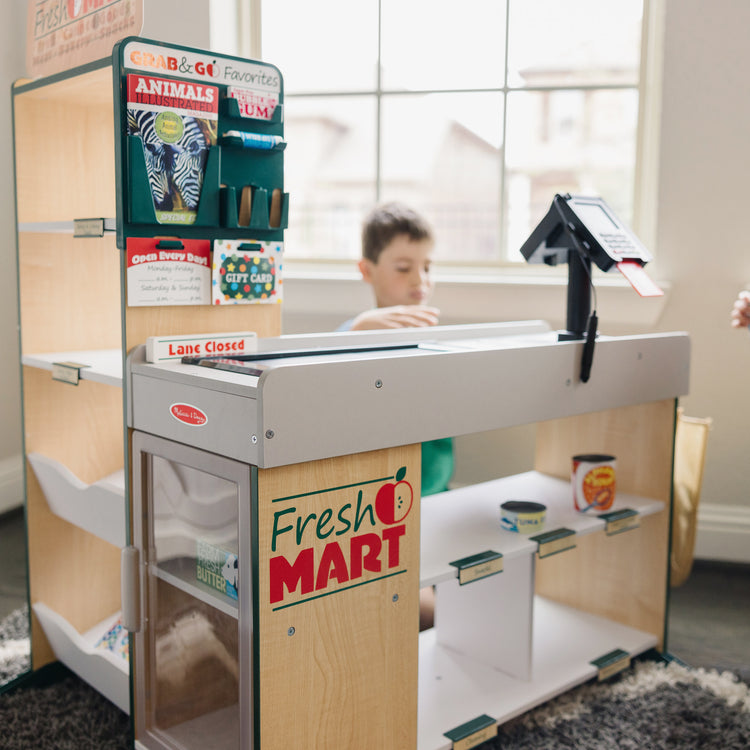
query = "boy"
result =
(339, 202, 453, 496)
(340, 202, 441, 332)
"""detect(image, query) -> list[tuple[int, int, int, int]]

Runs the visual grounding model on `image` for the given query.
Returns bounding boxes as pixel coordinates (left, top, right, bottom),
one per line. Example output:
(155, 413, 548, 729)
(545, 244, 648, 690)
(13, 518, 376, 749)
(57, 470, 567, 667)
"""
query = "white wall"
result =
(651, 0, 750, 561)
(0, 2, 28, 514)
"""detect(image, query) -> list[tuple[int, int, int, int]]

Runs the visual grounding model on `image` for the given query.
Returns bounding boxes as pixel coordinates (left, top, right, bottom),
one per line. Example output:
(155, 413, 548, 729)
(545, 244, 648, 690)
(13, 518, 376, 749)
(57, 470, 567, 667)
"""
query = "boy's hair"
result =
(361, 202, 433, 263)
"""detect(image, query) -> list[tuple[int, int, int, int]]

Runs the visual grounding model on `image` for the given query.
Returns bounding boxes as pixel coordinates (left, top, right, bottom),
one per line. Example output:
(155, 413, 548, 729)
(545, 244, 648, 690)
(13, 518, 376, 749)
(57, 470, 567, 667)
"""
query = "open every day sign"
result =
(126, 238, 211, 307)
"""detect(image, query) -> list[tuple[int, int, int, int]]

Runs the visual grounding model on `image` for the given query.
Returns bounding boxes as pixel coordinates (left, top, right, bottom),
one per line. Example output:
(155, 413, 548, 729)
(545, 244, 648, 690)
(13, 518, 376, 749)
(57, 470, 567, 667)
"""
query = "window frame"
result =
(233, 0, 663, 280)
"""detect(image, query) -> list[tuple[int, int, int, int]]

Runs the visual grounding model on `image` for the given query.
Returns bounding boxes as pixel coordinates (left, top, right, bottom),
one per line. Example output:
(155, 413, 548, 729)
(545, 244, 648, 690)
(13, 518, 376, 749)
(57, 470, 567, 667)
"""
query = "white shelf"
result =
(153, 527, 238, 564)
(17, 219, 117, 234)
(417, 596, 658, 750)
(153, 558, 239, 620)
(33, 602, 129, 713)
(420, 471, 663, 587)
(22, 349, 123, 387)
(27, 453, 126, 548)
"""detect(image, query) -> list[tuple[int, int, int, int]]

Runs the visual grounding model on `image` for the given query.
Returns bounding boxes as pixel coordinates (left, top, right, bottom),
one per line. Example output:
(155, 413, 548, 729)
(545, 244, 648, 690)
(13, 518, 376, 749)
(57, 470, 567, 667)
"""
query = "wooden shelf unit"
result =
(417, 398, 676, 749)
(13, 41, 283, 690)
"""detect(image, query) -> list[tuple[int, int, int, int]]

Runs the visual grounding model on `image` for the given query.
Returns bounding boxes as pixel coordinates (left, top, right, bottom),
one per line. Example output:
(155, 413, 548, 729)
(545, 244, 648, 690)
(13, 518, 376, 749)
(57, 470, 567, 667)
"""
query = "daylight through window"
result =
(260, 0, 645, 264)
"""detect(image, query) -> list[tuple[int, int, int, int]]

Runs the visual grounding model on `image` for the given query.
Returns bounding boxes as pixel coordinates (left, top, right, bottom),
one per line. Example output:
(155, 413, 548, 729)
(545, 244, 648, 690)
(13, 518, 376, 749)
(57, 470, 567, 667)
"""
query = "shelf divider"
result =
(28, 452, 125, 548)
(417, 596, 658, 750)
(33, 602, 129, 713)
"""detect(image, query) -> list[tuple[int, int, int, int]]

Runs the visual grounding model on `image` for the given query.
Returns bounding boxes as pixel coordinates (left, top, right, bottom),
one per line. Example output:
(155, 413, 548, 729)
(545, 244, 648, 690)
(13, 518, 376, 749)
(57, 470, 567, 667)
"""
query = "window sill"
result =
(282, 262, 670, 334)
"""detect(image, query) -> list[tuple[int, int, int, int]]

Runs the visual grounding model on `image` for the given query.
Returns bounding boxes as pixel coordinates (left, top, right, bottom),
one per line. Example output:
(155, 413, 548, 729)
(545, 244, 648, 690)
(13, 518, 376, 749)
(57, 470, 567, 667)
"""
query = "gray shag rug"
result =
(484, 659, 750, 749)
(1, 607, 748, 749)
(0, 606, 30, 684)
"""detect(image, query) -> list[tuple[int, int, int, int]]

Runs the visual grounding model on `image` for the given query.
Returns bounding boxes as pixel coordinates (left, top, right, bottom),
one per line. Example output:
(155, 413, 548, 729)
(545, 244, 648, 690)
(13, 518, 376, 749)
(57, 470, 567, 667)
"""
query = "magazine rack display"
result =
(12, 38, 285, 713)
(115, 39, 287, 243)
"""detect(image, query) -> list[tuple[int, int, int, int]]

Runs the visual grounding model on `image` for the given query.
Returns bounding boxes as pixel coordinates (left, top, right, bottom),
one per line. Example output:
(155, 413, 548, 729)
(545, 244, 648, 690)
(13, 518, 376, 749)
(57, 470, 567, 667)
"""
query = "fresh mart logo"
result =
(268, 467, 414, 610)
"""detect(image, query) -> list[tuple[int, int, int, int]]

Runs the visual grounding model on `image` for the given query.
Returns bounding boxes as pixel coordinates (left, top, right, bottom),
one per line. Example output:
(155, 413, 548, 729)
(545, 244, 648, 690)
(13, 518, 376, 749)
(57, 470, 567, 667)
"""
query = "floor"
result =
(667, 558, 750, 683)
(1, 507, 749, 682)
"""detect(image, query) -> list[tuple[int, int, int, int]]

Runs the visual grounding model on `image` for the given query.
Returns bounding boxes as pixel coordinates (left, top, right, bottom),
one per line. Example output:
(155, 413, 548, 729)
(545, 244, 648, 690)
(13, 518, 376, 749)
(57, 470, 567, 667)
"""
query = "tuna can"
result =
(500, 500, 547, 533)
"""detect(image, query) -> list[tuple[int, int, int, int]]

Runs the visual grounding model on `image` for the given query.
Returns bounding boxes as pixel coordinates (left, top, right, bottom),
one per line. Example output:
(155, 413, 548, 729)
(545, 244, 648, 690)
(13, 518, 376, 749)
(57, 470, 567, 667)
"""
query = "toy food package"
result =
(196, 539, 239, 600)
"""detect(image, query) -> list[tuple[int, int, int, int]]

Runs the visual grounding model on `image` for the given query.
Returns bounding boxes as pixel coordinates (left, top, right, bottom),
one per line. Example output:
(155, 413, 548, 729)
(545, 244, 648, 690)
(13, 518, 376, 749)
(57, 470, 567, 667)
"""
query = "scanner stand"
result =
(558, 249, 592, 342)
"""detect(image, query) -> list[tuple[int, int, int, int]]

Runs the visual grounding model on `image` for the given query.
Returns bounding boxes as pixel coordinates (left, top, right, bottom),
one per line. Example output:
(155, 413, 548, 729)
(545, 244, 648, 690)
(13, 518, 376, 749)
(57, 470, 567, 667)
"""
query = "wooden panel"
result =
(535, 399, 676, 500)
(18, 233, 121, 354)
(23, 367, 123, 667)
(13, 67, 113, 107)
(534, 399, 676, 647)
(18, 233, 282, 355)
(125, 303, 282, 352)
(256, 445, 421, 749)
(14, 70, 116, 221)
(535, 513, 669, 647)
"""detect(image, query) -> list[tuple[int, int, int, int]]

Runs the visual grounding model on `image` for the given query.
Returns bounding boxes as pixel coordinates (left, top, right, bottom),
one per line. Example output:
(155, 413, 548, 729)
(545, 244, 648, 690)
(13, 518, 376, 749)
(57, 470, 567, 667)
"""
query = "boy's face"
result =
(359, 234, 435, 308)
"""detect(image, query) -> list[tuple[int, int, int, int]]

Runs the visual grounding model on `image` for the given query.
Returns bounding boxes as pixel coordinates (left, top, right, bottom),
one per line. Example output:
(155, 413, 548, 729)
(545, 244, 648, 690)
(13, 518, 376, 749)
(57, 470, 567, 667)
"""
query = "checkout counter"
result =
(123, 320, 689, 750)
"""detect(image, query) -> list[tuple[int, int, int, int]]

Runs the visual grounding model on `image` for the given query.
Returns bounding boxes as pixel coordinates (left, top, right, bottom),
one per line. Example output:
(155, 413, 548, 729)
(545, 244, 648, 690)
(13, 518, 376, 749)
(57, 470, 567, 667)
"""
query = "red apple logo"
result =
(375, 466, 413, 525)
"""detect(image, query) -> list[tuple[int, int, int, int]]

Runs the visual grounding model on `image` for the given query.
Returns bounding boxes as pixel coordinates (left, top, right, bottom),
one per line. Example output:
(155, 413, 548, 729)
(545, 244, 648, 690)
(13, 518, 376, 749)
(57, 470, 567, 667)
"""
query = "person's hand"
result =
(349, 305, 440, 331)
(731, 291, 750, 328)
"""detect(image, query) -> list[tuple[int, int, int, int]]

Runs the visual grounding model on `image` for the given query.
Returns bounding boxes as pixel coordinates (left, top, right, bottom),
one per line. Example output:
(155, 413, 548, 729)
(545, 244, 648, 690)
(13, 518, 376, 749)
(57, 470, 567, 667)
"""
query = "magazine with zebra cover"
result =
(127, 73, 219, 225)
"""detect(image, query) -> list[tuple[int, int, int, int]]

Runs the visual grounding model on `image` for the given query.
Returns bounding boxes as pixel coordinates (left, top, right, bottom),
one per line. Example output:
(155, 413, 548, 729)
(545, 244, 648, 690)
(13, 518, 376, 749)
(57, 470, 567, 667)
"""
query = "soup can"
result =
(572, 454, 616, 512)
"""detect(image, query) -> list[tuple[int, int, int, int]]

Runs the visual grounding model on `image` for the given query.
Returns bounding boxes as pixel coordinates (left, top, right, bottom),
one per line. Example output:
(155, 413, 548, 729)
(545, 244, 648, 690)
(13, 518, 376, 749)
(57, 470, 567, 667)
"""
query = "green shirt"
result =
(421, 437, 454, 496)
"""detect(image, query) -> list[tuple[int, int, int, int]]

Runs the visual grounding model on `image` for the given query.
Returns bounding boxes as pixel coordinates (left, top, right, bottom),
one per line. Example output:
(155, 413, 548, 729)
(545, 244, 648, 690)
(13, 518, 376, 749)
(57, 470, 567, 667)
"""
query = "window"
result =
(259, 0, 645, 265)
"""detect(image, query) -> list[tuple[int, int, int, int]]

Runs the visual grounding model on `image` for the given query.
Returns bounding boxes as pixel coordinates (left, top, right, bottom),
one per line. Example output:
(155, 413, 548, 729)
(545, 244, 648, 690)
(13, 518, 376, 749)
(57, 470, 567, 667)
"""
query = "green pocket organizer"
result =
(127, 136, 221, 227)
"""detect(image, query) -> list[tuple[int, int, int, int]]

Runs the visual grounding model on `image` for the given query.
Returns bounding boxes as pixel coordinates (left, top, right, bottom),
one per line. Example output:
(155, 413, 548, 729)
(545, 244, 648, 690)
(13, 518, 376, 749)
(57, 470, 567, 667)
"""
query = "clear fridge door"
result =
(132, 432, 252, 750)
